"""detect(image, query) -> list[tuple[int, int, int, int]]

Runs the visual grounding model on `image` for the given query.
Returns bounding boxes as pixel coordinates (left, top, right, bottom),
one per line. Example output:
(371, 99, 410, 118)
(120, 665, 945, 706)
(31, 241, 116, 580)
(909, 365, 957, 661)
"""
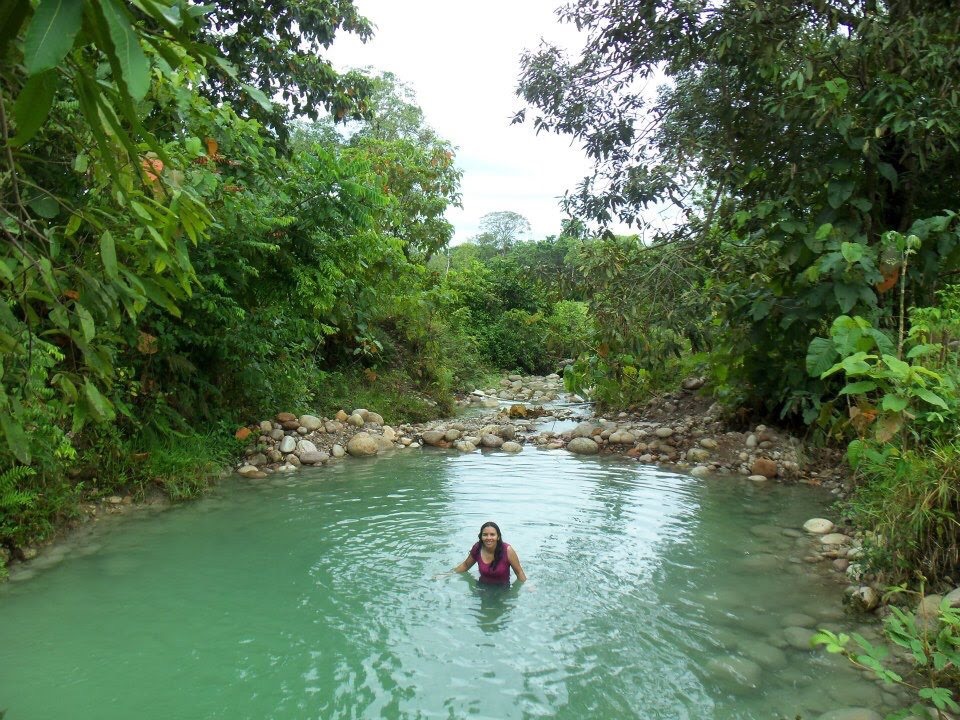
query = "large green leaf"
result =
(100, 0, 151, 101)
(0, 0, 30, 52)
(23, 0, 83, 74)
(834, 283, 859, 313)
(840, 242, 864, 264)
(0, 412, 31, 464)
(100, 230, 118, 279)
(805, 336, 836, 377)
(827, 179, 855, 209)
(915, 389, 948, 410)
(839, 380, 877, 395)
(10, 70, 58, 147)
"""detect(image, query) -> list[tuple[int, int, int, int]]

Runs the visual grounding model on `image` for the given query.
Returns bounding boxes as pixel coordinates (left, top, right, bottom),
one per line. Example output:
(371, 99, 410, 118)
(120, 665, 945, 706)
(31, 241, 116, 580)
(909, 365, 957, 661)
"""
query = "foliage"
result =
(813, 595, 960, 719)
(840, 440, 960, 583)
(517, 0, 960, 420)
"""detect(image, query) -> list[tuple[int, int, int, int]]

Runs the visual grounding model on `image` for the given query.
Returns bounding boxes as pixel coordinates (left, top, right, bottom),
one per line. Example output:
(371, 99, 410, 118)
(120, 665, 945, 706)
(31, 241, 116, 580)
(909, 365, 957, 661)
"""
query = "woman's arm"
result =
(452, 553, 476, 573)
(507, 546, 527, 582)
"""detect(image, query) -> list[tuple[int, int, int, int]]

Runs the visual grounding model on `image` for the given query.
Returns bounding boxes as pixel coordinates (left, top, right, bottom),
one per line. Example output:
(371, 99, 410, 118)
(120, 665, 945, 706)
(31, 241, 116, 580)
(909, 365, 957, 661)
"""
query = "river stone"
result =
(382, 426, 396, 442)
(276, 412, 296, 423)
(454, 440, 477, 453)
(352, 408, 370, 421)
(364, 412, 383, 425)
(331, 444, 345, 458)
(690, 466, 711, 477)
(699, 438, 718, 449)
(270, 428, 284, 441)
(445, 429, 462, 441)
(322, 421, 339, 433)
(821, 533, 851, 546)
(421, 430, 447, 447)
(655, 427, 674, 438)
(299, 451, 328, 465)
(782, 612, 816, 628)
(346, 432, 379, 457)
(296, 439, 318, 455)
(737, 640, 788, 668)
(944, 586, 960, 607)
(705, 656, 762, 692)
(248, 453, 269, 467)
(237, 464, 260, 477)
(567, 437, 599, 455)
(609, 430, 636, 445)
(334, 409, 348, 422)
(498, 424, 517, 440)
(278, 463, 297, 473)
(267, 449, 283, 463)
(804, 518, 835, 534)
(817, 709, 882, 720)
(298, 415, 323, 431)
(570, 422, 598, 439)
(347, 413, 365, 427)
(279, 436, 297, 453)
(747, 474, 769, 482)
(285, 453, 301, 467)
(783, 626, 816, 650)
(687, 447, 711, 462)
(501, 441, 522, 453)
(259, 420, 273, 434)
(481, 433, 504, 448)
(751, 457, 778, 478)
(374, 435, 395, 452)
(740, 553, 780, 571)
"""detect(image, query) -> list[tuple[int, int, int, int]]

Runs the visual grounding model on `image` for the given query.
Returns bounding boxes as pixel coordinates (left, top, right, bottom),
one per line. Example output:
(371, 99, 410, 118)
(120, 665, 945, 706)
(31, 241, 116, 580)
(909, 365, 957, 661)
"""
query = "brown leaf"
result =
(137, 331, 159, 355)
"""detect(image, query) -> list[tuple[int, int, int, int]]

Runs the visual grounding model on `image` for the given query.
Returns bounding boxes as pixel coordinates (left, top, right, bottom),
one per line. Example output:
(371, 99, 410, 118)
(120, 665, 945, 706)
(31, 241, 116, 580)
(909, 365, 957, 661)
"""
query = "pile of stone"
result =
(461, 373, 579, 407)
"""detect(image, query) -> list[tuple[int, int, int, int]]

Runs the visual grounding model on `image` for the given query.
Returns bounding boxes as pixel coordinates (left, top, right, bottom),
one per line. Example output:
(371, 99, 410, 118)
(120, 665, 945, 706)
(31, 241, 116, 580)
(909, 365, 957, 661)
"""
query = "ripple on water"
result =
(0, 448, 889, 719)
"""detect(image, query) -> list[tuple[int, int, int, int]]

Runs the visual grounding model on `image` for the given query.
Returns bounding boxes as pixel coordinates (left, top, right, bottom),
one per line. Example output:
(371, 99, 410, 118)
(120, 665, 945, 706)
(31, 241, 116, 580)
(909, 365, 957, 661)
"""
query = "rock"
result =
(276, 412, 296, 423)
(278, 463, 297, 473)
(295, 439, 318, 455)
(299, 415, 323, 431)
(281, 419, 299, 430)
(803, 518, 835, 534)
(373, 435, 395, 452)
(609, 430, 636, 445)
(334, 409, 349, 422)
(699, 438, 718, 449)
(782, 626, 816, 650)
(331, 444, 346, 458)
(737, 640, 787, 669)
(347, 413, 365, 427)
(705, 656, 762, 692)
(237, 464, 261, 477)
(421, 430, 447, 447)
(279, 436, 296, 453)
(285, 454, 301, 467)
(782, 612, 816, 628)
(324, 421, 342, 433)
(847, 586, 879, 612)
(817, 708, 882, 720)
(682, 376, 705, 391)
(747, 474, 768, 482)
(248, 453, 269, 467)
(481, 434, 504, 448)
(567, 437, 600, 455)
(346, 432, 379, 457)
(267, 449, 283, 463)
(259, 420, 273, 434)
(690, 466, 711, 478)
(108, 495, 123, 505)
(687, 447, 711, 462)
(654, 427, 674, 438)
(820, 533, 852, 546)
(944, 586, 960, 608)
(497, 425, 517, 440)
(508, 404, 527, 418)
(353, 408, 370, 421)
(454, 440, 477, 453)
(299, 451, 328, 465)
(570, 422, 598, 439)
(235, 427, 252, 441)
(444, 429, 462, 441)
(917, 594, 944, 634)
(501, 441, 522, 453)
(367, 412, 384, 425)
(751, 457, 778, 478)
(270, 428, 284, 441)
(382, 426, 396, 442)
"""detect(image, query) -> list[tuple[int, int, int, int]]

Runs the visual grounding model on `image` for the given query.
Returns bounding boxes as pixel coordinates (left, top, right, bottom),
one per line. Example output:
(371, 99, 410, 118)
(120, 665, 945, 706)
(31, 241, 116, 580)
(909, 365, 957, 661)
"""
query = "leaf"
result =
(241, 82, 273, 111)
(834, 283, 860, 313)
(907, 343, 941, 359)
(806, 337, 837, 377)
(881, 394, 909, 412)
(815, 222, 833, 240)
(915, 389, 948, 410)
(828, 179, 855, 209)
(840, 380, 877, 395)
(23, 0, 83, 74)
(100, 230, 118, 279)
(0, 0, 30, 52)
(28, 195, 59, 218)
(100, 0, 151, 101)
(83, 379, 114, 421)
(0, 412, 31, 464)
(841, 242, 865, 263)
(76, 304, 95, 342)
(10, 70, 57, 146)
(851, 197, 873, 212)
(877, 162, 898, 188)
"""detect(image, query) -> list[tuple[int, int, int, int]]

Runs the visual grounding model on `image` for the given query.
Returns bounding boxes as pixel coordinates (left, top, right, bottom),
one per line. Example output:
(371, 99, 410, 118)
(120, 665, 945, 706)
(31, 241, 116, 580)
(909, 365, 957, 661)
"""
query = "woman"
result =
(452, 521, 527, 584)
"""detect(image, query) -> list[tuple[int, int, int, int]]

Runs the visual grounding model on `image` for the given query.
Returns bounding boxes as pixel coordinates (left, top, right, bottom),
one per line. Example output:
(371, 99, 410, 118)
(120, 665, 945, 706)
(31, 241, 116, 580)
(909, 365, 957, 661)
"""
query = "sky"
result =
(327, 0, 612, 244)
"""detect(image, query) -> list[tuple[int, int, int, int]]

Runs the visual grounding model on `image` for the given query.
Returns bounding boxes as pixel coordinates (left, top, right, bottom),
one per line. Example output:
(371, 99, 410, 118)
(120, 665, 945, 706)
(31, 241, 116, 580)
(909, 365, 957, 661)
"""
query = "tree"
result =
(474, 211, 533, 252)
(516, 0, 960, 418)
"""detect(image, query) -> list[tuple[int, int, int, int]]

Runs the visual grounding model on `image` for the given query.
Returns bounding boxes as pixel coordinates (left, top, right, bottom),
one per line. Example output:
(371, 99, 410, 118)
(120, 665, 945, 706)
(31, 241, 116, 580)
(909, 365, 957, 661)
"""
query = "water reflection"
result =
(467, 577, 522, 633)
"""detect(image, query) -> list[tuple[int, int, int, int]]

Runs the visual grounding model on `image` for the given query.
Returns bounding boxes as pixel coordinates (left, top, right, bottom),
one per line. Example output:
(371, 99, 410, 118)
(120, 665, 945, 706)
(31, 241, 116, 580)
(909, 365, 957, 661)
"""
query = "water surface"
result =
(0, 449, 891, 719)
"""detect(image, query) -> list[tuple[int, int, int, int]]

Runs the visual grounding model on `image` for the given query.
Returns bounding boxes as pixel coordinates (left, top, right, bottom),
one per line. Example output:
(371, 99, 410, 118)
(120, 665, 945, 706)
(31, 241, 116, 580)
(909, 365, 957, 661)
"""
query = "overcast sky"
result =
(328, 0, 604, 244)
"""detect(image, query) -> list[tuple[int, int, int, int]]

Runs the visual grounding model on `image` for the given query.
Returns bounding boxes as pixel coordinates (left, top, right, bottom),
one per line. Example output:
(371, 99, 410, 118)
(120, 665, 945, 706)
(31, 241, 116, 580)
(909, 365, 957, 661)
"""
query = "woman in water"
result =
(451, 521, 527, 584)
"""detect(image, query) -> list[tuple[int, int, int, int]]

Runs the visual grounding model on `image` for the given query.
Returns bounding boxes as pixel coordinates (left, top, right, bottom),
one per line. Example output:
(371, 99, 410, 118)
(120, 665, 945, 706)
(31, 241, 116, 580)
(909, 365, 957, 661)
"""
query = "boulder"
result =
(237, 464, 260, 477)
(501, 441, 522, 453)
(690, 466, 711, 478)
(421, 430, 448, 447)
(609, 430, 636, 445)
(279, 436, 296, 453)
(347, 413, 365, 427)
(820, 533, 851, 546)
(259, 420, 273, 434)
(335, 409, 349, 422)
(751, 457, 778, 478)
(276, 412, 296, 423)
(454, 440, 477, 453)
(346, 432, 379, 457)
(803, 518, 835, 534)
(331, 444, 346, 458)
(353, 408, 370, 420)
(296, 439, 318, 455)
(374, 435, 395, 452)
(570, 421, 598, 439)
(444, 429, 462, 441)
(687, 447, 711, 462)
(705, 656, 761, 693)
(481, 434, 504, 448)
(655, 427, 674, 438)
(567, 437, 599, 455)
(366, 412, 385, 425)
(299, 415, 323, 431)
(299, 451, 329, 465)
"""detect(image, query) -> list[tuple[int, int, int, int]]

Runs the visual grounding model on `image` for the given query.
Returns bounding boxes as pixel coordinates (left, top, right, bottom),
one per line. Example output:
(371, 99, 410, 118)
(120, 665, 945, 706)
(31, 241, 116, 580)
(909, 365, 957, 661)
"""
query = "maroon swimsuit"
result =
(471, 541, 512, 583)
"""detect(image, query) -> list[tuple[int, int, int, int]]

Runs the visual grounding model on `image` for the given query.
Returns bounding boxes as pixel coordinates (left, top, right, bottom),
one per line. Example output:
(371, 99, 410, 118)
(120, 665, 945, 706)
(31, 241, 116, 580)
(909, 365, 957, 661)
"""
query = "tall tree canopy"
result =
(474, 211, 533, 251)
(517, 0, 960, 417)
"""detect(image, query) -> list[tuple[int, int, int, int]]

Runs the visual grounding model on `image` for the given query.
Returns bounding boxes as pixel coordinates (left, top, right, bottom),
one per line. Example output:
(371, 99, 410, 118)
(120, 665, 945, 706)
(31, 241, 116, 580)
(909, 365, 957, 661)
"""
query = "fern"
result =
(0, 466, 37, 511)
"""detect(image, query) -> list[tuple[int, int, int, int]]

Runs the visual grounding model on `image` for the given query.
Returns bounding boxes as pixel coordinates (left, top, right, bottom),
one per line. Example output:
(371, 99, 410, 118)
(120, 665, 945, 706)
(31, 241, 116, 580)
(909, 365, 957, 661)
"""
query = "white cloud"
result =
(328, 0, 609, 243)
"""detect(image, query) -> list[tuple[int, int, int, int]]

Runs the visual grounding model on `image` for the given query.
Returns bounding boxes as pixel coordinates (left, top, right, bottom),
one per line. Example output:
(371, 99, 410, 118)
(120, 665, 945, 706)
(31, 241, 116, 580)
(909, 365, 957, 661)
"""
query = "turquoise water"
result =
(0, 449, 892, 719)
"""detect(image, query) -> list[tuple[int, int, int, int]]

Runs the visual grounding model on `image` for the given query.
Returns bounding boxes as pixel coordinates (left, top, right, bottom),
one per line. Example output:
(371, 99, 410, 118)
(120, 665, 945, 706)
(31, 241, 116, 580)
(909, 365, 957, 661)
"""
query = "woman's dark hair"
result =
(473, 521, 504, 569)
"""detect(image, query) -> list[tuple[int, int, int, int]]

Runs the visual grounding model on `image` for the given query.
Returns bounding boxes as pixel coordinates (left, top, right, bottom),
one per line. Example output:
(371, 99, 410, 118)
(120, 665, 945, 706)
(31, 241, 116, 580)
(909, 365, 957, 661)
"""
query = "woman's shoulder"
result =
(470, 541, 481, 557)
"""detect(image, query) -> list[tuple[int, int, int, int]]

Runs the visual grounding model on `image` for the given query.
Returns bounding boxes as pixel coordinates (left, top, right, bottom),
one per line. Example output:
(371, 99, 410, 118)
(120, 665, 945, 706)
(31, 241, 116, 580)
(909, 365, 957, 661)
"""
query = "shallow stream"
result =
(0, 447, 897, 719)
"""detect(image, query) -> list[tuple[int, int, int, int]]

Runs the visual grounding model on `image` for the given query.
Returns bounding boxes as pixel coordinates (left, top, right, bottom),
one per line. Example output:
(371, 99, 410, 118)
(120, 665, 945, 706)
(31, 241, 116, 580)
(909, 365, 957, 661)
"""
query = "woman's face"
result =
(481, 526, 499, 548)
